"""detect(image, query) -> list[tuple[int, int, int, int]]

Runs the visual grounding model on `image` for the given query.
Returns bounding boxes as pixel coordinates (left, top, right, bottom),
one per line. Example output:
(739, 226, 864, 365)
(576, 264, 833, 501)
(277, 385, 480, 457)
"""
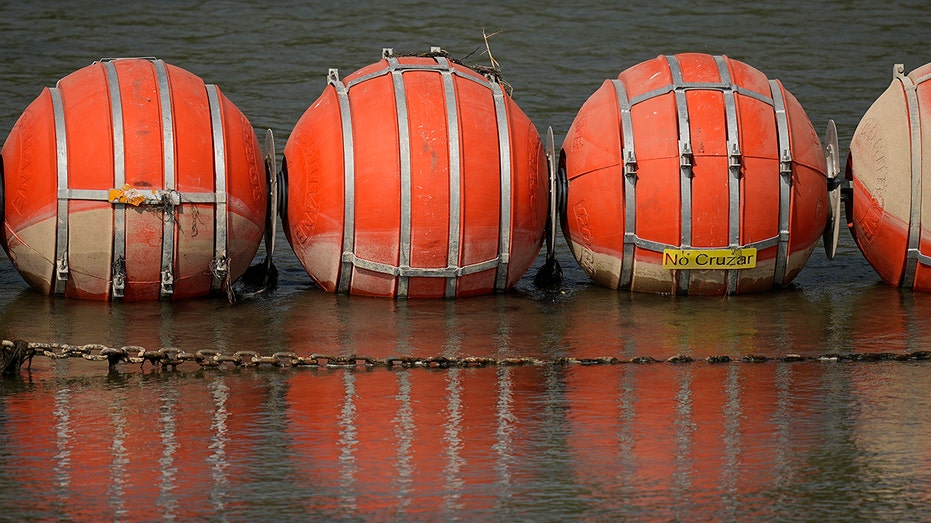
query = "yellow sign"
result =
(662, 248, 757, 270)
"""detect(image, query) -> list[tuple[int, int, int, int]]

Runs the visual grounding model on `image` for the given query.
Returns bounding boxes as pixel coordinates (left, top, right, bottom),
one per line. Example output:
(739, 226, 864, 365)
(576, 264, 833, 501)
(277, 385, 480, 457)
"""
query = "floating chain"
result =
(3, 339, 931, 376)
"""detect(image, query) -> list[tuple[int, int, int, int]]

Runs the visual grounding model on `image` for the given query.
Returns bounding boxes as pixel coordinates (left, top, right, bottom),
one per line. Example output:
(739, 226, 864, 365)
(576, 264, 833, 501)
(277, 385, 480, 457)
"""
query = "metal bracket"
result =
(728, 143, 742, 178)
(55, 258, 69, 291)
(160, 269, 174, 297)
(822, 119, 841, 259)
(679, 142, 693, 172)
(111, 257, 126, 298)
(211, 256, 229, 286)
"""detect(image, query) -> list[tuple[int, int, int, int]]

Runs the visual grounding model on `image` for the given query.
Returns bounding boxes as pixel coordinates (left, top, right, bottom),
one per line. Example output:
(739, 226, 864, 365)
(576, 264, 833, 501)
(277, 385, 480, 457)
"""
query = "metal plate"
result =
(823, 119, 841, 259)
(264, 128, 278, 269)
(545, 126, 557, 262)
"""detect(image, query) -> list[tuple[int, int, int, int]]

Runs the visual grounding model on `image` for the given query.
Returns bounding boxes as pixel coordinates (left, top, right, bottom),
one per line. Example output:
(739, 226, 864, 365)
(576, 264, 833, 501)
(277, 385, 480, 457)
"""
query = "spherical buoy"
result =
(282, 48, 548, 298)
(847, 62, 931, 290)
(560, 53, 829, 295)
(1, 58, 269, 301)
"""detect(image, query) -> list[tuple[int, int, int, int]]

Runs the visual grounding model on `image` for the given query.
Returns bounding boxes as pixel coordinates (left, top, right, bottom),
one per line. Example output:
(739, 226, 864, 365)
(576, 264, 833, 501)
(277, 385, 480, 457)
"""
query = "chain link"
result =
(4, 339, 931, 375)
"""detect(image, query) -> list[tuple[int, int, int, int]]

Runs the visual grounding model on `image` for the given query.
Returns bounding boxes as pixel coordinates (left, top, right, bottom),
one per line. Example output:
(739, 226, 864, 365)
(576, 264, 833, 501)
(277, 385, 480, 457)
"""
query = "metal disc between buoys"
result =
(264, 128, 278, 269)
(545, 126, 557, 261)
(823, 119, 841, 259)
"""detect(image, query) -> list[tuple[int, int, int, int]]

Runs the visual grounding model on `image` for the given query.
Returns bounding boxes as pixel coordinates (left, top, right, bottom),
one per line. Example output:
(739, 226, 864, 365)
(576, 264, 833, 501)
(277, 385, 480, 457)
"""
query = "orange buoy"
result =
(847, 62, 931, 290)
(1, 58, 268, 300)
(282, 47, 548, 298)
(560, 53, 829, 295)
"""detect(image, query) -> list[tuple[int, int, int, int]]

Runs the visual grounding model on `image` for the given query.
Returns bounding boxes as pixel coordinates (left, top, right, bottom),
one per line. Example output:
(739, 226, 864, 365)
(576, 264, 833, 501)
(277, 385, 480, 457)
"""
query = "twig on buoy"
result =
(482, 29, 502, 73)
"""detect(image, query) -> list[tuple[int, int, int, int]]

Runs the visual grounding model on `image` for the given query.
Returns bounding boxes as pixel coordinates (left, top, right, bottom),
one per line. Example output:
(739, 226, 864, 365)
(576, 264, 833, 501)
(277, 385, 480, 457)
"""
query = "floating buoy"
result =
(1, 58, 269, 300)
(846, 62, 931, 290)
(560, 53, 830, 295)
(282, 48, 548, 298)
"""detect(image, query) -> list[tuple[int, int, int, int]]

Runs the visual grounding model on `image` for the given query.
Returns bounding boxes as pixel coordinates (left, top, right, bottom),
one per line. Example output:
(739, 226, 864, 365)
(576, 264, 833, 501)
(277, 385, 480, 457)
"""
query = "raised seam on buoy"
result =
(154, 59, 176, 298)
(770, 79, 792, 286)
(386, 53, 413, 296)
(898, 65, 924, 288)
(333, 51, 512, 296)
(206, 84, 229, 292)
(716, 55, 743, 295)
(611, 79, 637, 290)
(50, 87, 69, 295)
(436, 55, 462, 298)
(102, 60, 127, 298)
(665, 55, 693, 294)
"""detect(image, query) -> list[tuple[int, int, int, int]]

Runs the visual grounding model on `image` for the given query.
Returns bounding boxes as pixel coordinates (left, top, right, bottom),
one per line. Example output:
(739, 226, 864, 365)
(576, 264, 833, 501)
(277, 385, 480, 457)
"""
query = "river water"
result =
(2, 1, 931, 521)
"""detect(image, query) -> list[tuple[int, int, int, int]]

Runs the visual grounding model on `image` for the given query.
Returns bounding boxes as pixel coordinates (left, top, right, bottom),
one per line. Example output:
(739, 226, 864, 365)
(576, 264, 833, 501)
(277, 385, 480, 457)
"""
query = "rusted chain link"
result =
(3, 339, 931, 375)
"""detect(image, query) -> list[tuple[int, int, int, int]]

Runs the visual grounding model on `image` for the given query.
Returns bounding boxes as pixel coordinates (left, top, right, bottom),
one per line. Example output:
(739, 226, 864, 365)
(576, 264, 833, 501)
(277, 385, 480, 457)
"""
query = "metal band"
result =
(437, 56, 462, 298)
(103, 61, 126, 298)
(387, 53, 413, 296)
(629, 233, 779, 255)
(50, 58, 231, 298)
(51, 87, 69, 295)
(629, 83, 773, 107)
(331, 68, 355, 294)
(61, 189, 111, 200)
(344, 62, 488, 90)
(897, 64, 923, 288)
(666, 55, 693, 294)
(615, 57, 788, 292)
(770, 79, 792, 286)
(172, 192, 218, 203)
(716, 56, 743, 295)
(611, 79, 638, 290)
(332, 50, 510, 295)
(916, 250, 931, 267)
(341, 252, 500, 278)
(153, 59, 175, 298)
(205, 84, 229, 292)
(57, 188, 214, 204)
(490, 78, 512, 292)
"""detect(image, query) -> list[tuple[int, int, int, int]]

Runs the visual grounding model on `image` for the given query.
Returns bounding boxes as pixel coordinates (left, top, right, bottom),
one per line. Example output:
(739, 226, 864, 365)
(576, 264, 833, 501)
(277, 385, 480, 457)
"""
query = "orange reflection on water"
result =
(285, 365, 546, 520)
(1, 369, 270, 521)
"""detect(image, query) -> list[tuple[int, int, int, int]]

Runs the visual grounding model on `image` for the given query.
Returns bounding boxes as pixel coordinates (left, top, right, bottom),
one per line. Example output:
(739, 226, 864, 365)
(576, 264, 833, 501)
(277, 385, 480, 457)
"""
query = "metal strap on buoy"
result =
(330, 68, 355, 295)
(897, 64, 930, 288)
(611, 79, 637, 290)
(154, 59, 176, 298)
(769, 79, 793, 287)
(102, 61, 127, 298)
(332, 48, 512, 297)
(718, 56, 743, 295)
(205, 84, 230, 293)
(490, 71, 513, 293)
(609, 55, 792, 293)
(51, 58, 232, 299)
(50, 86, 69, 295)
(386, 51, 415, 296)
(666, 56, 694, 294)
